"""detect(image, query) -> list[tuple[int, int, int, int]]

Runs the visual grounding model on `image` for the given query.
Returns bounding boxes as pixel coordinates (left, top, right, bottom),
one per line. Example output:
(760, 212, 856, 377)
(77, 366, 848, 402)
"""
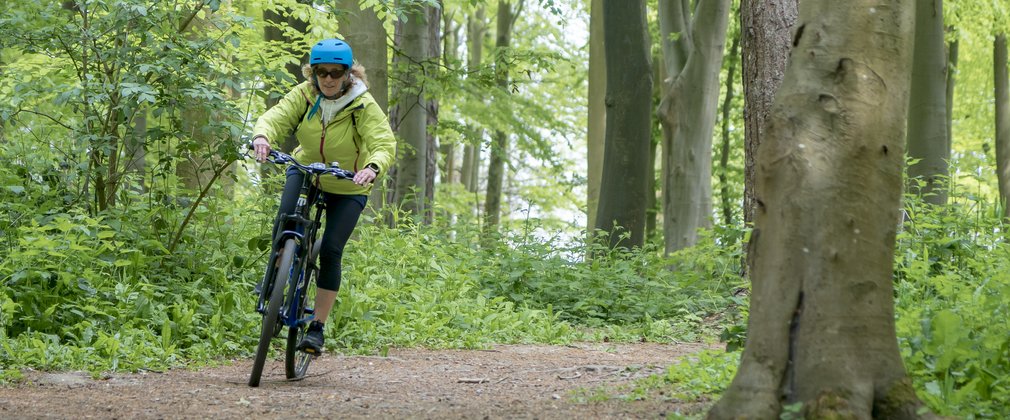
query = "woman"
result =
(250, 38, 395, 354)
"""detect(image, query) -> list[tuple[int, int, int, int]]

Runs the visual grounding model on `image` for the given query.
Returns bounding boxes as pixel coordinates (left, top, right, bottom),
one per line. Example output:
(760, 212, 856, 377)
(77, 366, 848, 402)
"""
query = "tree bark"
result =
(587, 0, 606, 238)
(264, 1, 310, 153)
(595, 0, 652, 248)
(657, 0, 731, 254)
(461, 7, 487, 195)
(392, 1, 431, 219)
(945, 28, 958, 149)
(708, 0, 933, 417)
(336, 0, 389, 113)
(483, 0, 519, 232)
(425, 3, 443, 224)
(906, 0, 949, 205)
(440, 12, 460, 185)
(334, 0, 391, 214)
(995, 34, 1009, 218)
(741, 0, 798, 275)
(719, 35, 740, 227)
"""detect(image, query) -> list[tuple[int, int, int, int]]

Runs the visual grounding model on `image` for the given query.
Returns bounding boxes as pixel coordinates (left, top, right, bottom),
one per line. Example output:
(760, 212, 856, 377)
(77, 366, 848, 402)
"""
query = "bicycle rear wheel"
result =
(249, 238, 296, 387)
(285, 243, 319, 380)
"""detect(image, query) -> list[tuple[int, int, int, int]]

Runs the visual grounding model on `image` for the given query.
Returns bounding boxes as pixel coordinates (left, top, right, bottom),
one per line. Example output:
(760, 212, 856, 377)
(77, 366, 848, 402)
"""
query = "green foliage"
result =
(0, 205, 262, 373)
(324, 221, 578, 351)
(476, 225, 745, 331)
(894, 193, 1010, 418)
(628, 349, 739, 403)
(0, 1, 254, 212)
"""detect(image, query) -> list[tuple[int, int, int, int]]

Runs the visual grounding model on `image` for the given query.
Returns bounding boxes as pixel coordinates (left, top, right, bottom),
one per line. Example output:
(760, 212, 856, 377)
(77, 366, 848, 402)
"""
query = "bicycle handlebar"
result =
(247, 143, 355, 180)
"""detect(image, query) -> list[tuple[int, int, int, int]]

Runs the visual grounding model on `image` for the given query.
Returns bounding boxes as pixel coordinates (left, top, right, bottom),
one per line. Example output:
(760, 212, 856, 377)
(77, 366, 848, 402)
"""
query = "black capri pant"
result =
(275, 167, 366, 292)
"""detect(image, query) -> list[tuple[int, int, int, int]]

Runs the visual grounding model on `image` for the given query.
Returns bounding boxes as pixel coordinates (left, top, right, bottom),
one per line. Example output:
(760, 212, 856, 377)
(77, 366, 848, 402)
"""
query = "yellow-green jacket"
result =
(252, 81, 395, 195)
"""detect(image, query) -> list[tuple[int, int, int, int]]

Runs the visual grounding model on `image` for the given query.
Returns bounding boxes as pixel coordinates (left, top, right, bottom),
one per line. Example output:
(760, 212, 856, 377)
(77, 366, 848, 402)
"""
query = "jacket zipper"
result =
(318, 102, 365, 173)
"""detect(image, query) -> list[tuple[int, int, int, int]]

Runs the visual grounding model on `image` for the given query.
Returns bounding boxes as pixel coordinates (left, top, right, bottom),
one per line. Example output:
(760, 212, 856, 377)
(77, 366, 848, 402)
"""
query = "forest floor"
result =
(0, 342, 718, 419)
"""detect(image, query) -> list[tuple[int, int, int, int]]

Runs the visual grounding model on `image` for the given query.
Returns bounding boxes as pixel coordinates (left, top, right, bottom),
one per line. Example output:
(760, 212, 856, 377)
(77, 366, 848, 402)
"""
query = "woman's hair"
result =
(301, 63, 369, 94)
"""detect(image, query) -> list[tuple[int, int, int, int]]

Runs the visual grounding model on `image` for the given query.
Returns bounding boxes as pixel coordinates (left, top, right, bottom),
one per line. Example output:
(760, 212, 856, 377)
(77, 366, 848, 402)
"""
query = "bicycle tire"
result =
(249, 239, 296, 387)
(285, 263, 317, 380)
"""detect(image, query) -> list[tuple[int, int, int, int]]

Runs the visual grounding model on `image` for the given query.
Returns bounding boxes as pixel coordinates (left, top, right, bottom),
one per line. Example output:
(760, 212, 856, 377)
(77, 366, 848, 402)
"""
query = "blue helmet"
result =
(310, 38, 353, 67)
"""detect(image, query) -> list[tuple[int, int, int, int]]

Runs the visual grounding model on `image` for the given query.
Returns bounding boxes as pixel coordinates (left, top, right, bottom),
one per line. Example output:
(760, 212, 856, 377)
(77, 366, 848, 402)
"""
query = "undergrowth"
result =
(0, 163, 742, 376)
(623, 192, 1010, 419)
(5, 160, 1005, 420)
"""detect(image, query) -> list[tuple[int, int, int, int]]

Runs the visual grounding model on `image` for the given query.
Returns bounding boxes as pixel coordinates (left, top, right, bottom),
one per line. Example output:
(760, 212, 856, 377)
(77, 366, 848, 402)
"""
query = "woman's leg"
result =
(310, 194, 366, 323)
(298, 194, 365, 353)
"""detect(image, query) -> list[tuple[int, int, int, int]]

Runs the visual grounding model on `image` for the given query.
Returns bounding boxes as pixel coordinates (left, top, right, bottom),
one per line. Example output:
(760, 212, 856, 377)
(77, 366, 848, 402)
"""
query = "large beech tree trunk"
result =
(741, 0, 798, 275)
(336, 0, 389, 113)
(594, 0, 652, 248)
(392, 2, 431, 218)
(461, 6, 487, 194)
(657, 0, 730, 254)
(906, 0, 949, 205)
(708, 0, 935, 418)
(586, 0, 606, 237)
(424, 3, 442, 224)
(335, 0, 390, 213)
(483, 0, 520, 232)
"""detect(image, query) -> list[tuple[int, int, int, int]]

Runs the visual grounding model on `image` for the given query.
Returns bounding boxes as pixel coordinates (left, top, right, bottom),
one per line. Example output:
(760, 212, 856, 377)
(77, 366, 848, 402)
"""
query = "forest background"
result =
(0, 0, 1008, 418)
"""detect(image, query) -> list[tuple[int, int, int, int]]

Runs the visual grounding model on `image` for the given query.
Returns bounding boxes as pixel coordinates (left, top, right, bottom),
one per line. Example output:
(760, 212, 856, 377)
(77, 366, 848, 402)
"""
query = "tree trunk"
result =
(708, 1, 934, 417)
(741, 0, 798, 274)
(719, 35, 740, 227)
(264, 1, 310, 153)
(594, 0, 652, 248)
(440, 13, 460, 185)
(425, 3, 443, 224)
(461, 6, 487, 195)
(906, 0, 949, 205)
(646, 140, 659, 239)
(392, 2, 431, 218)
(657, 0, 731, 254)
(945, 28, 958, 148)
(587, 0, 606, 237)
(336, 0, 389, 113)
(176, 13, 222, 198)
(334, 0, 391, 214)
(995, 34, 1009, 218)
(483, 0, 519, 232)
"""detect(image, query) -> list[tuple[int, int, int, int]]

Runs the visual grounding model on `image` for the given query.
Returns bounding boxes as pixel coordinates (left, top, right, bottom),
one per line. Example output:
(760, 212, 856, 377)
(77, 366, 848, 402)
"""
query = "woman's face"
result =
(314, 64, 348, 97)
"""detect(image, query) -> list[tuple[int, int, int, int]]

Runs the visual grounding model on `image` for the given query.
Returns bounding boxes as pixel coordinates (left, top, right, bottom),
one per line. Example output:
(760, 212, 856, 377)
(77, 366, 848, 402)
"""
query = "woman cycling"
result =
(250, 38, 395, 354)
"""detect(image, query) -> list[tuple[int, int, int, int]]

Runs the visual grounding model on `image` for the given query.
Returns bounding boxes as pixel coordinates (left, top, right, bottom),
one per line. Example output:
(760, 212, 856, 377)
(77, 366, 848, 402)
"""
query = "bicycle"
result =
(247, 147, 355, 387)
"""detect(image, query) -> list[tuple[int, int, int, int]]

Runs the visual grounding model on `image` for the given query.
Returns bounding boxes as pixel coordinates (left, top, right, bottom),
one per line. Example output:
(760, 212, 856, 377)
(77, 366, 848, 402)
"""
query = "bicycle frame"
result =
(270, 176, 323, 330)
(256, 151, 354, 329)
(247, 147, 355, 386)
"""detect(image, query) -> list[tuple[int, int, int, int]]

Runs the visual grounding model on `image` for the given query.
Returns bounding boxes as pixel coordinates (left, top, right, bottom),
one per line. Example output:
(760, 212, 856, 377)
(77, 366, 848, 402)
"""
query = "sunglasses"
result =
(314, 67, 347, 79)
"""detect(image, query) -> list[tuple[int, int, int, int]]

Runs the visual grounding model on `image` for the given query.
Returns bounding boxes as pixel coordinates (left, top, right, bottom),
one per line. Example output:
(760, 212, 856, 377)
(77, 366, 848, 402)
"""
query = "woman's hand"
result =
(252, 136, 272, 162)
(353, 167, 377, 186)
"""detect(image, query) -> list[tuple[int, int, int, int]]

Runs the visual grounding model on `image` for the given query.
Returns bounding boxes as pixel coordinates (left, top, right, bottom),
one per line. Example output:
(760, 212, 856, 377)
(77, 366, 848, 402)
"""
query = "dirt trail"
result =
(0, 342, 715, 419)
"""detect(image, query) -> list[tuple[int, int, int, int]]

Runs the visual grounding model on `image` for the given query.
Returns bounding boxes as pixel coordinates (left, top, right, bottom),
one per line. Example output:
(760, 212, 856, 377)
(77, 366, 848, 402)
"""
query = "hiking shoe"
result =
(296, 321, 325, 354)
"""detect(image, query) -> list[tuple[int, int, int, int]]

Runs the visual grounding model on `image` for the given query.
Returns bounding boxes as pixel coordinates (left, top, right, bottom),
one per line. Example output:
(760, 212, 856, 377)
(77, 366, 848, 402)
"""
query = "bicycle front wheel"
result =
(285, 256, 318, 380)
(249, 238, 296, 387)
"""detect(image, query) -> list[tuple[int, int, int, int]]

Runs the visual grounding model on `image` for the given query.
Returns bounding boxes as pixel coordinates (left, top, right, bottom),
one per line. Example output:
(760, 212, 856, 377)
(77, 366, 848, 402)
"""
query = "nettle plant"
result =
(894, 191, 1010, 418)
